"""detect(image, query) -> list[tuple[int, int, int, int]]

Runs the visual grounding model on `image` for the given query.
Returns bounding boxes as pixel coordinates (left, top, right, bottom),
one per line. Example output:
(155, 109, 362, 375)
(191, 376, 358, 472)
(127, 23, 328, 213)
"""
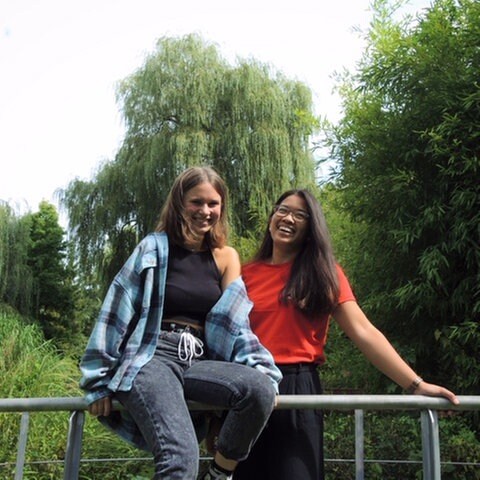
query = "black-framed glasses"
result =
(273, 205, 310, 222)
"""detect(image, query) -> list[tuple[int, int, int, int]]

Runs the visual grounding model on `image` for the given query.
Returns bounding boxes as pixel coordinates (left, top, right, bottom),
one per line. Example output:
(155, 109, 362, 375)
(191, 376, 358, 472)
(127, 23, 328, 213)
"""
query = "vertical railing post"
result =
(355, 409, 365, 480)
(63, 410, 85, 480)
(14, 411, 30, 480)
(421, 409, 440, 480)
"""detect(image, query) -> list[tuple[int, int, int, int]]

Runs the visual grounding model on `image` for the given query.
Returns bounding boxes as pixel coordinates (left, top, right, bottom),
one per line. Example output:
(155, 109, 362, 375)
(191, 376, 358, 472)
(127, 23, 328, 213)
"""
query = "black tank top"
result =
(163, 244, 222, 326)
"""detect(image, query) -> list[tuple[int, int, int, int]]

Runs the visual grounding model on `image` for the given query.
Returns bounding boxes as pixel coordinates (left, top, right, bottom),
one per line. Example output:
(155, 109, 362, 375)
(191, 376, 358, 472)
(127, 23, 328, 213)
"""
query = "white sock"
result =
(206, 462, 233, 480)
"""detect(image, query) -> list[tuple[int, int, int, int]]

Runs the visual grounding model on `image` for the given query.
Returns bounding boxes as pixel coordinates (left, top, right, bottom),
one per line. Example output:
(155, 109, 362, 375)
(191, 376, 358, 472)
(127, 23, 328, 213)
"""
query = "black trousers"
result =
(234, 363, 325, 480)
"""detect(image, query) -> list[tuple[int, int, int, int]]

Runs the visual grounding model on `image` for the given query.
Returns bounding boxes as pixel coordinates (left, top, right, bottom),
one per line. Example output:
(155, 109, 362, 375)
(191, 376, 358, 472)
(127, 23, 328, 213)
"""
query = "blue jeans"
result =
(116, 331, 276, 480)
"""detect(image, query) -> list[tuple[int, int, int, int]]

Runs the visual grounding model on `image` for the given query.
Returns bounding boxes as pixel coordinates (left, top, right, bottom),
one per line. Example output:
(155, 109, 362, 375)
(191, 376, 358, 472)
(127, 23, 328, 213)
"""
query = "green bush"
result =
(0, 307, 153, 479)
(324, 410, 480, 480)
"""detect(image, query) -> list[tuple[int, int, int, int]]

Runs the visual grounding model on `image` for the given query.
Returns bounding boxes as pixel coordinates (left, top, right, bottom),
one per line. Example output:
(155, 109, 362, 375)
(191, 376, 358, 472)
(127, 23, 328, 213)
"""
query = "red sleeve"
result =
(336, 264, 356, 304)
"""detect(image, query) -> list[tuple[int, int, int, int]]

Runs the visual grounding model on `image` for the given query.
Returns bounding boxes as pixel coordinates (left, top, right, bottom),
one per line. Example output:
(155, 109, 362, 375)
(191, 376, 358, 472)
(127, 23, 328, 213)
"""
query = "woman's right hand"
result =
(88, 396, 112, 417)
(414, 381, 459, 405)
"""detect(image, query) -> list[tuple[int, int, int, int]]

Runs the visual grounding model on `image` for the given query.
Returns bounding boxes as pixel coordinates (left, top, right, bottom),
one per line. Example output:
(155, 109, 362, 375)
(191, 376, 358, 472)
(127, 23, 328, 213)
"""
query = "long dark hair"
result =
(255, 189, 339, 316)
(155, 166, 228, 248)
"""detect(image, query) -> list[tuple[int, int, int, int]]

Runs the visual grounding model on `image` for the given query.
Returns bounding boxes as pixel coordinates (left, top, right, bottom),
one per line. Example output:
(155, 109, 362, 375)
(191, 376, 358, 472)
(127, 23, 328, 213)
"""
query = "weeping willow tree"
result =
(62, 34, 318, 286)
(0, 203, 35, 314)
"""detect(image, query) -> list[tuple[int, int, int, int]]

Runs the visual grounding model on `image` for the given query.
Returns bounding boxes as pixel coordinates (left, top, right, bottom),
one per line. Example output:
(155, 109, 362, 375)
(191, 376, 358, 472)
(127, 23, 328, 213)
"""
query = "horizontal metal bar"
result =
(0, 395, 478, 413)
(274, 395, 480, 410)
(2, 457, 479, 468)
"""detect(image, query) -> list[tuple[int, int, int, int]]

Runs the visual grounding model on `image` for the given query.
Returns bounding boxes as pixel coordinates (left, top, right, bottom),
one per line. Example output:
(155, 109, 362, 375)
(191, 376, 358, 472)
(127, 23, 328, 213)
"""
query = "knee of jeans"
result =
(244, 374, 276, 412)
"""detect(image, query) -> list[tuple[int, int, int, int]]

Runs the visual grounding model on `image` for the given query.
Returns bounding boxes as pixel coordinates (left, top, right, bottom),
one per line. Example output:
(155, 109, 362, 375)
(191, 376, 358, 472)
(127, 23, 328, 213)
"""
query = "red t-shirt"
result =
(242, 261, 356, 365)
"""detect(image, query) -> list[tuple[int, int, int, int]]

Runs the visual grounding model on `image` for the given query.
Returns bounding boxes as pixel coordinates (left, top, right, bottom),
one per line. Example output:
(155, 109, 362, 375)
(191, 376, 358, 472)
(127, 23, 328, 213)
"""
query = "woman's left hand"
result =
(414, 381, 459, 405)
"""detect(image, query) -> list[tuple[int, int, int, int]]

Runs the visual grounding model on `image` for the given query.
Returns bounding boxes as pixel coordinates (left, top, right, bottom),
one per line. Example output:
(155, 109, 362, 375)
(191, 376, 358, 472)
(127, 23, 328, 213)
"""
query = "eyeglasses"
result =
(273, 205, 310, 222)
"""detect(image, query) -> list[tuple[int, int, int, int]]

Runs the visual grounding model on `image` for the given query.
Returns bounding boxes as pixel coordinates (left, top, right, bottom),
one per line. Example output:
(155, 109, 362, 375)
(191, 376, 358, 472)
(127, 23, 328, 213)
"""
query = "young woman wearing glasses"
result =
(234, 189, 458, 480)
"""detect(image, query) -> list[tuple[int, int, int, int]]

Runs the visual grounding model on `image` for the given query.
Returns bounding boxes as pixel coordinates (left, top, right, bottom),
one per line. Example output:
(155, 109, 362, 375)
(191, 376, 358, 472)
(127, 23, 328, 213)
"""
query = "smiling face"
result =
(182, 181, 222, 238)
(269, 194, 310, 253)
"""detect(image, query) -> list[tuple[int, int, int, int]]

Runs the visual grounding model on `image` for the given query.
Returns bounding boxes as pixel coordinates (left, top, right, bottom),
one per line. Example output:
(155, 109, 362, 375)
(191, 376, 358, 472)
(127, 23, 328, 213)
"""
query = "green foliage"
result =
(325, 0, 480, 392)
(231, 232, 263, 264)
(324, 410, 480, 479)
(0, 306, 153, 480)
(0, 307, 79, 478)
(61, 34, 317, 290)
(324, 411, 423, 479)
(26, 201, 76, 341)
(0, 203, 35, 314)
(323, 321, 382, 393)
(0, 202, 80, 349)
(437, 321, 480, 393)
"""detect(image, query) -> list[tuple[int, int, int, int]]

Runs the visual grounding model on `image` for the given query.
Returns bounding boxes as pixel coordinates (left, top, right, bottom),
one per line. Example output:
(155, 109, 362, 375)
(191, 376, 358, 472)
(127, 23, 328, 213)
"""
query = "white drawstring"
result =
(178, 331, 204, 365)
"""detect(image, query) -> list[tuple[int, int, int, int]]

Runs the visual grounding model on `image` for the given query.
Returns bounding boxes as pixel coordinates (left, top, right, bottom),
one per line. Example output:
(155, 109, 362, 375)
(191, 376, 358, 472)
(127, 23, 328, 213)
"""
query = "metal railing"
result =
(1, 395, 479, 480)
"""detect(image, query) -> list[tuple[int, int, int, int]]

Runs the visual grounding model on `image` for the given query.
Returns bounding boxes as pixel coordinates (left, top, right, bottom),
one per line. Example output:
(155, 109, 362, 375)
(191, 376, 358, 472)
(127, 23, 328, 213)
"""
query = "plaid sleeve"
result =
(229, 326, 283, 393)
(206, 278, 282, 393)
(79, 279, 138, 403)
(79, 239, 148, 403)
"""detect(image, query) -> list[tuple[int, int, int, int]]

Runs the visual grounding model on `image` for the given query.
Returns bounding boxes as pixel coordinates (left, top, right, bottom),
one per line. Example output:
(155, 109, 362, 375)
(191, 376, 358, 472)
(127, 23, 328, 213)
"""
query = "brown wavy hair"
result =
(155, 166, 228, 248)
(254, 189, 339, 316)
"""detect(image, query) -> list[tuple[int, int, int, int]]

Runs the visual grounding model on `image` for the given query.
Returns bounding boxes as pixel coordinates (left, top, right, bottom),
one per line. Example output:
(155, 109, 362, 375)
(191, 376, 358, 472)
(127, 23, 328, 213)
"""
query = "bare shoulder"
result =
(216, 245, 240, 261)
(212, 246, 241, 288)
(212, 245, 240, 270)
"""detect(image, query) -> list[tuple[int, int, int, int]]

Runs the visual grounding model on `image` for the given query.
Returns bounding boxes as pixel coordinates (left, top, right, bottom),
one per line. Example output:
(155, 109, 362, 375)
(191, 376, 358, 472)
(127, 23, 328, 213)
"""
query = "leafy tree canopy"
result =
(27, 201, 75, 340)
(325, 0, 480, 391)
(0, 203, 35, 314)
(62, 34, 318, 287)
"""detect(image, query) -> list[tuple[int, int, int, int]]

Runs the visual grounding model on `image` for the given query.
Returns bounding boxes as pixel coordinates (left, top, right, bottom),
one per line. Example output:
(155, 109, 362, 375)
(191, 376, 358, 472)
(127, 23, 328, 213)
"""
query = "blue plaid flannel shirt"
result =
(79, 232, 282, 449)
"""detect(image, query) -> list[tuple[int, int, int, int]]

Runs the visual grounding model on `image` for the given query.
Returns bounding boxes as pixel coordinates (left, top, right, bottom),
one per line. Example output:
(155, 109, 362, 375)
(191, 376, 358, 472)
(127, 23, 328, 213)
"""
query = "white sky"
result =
(0, 0, 431, 214)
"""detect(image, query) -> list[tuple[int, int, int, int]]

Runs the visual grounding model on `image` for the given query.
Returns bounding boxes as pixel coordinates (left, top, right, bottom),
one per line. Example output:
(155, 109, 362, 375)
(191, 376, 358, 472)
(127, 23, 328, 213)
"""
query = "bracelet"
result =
(406, 376, 424, 394)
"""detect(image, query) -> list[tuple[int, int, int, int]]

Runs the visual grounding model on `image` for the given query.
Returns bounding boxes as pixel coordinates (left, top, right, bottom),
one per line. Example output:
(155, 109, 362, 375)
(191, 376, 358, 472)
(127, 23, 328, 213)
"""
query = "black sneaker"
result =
(198, 463, 233, 480)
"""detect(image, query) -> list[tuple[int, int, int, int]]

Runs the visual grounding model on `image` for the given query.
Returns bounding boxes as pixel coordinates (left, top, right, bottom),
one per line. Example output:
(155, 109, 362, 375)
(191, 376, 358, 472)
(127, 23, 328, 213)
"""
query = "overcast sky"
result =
(0, 0, 432, 214)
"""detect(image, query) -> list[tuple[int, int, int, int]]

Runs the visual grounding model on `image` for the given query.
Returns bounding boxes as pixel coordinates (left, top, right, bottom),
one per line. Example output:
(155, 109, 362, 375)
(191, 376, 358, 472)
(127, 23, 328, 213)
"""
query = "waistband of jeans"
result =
(161, 319, 204, 339)
(276, 362, 319, 374)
